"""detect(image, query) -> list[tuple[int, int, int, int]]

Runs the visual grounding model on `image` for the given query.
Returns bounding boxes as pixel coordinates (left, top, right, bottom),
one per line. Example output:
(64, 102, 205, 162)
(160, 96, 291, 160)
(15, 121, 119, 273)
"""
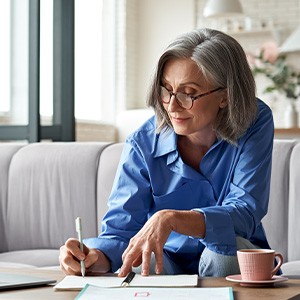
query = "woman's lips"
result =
(170, 116, 190, 123)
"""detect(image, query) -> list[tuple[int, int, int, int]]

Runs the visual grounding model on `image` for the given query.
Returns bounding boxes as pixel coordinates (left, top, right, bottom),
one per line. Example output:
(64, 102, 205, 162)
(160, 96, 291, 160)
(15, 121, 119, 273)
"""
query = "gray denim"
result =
(132, 236, 259, 276)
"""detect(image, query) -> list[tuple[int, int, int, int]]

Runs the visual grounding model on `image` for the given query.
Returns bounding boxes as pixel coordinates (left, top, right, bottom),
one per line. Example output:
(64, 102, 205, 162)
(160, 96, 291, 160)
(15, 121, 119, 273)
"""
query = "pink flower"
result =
(246, 52, 265, 69)
(260, 41, 279, 63)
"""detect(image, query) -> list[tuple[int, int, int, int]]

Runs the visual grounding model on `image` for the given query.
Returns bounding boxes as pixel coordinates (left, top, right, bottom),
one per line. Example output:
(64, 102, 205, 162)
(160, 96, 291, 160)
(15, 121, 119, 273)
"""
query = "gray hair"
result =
(146, 28, 257, 144)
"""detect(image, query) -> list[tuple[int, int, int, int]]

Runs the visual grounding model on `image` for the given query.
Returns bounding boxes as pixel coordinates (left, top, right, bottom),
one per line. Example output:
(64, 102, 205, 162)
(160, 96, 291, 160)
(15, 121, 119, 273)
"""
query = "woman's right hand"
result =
(59, 238, 111, 275)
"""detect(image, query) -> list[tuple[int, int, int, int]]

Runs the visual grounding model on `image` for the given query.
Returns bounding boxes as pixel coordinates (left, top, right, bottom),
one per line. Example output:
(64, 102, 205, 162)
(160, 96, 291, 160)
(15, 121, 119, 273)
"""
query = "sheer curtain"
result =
(75, 0, 137, 123)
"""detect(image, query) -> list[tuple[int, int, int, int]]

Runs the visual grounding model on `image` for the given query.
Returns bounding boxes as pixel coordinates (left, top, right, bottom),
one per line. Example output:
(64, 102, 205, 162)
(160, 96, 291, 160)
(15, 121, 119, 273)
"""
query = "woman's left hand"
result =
(118, 210, 173, 277)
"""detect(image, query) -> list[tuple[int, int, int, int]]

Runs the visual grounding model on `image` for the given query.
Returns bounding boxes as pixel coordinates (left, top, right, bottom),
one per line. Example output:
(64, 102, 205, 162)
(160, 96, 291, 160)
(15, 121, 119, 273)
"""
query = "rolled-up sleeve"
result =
(194, 103, 274, 255)
(84, 139, 152, 272)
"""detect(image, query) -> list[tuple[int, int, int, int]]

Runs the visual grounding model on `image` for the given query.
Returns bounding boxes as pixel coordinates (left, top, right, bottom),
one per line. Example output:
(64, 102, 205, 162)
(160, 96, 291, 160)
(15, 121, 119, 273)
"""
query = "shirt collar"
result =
(153, 128, 177, 159)
(152, 126, 224, 164)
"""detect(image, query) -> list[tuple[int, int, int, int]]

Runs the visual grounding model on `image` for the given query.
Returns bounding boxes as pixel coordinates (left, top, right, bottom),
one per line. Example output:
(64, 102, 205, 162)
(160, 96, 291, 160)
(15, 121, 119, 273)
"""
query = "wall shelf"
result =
(228, 28, 277, 36)
(274, 128, 300, 139)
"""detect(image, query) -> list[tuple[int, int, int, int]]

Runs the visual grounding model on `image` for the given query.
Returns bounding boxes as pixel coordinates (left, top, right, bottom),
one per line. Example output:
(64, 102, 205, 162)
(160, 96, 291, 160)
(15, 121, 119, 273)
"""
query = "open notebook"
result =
(0, 273, 56, 290)
(54, 274, 198, 291)
(76, 286, 234, 300)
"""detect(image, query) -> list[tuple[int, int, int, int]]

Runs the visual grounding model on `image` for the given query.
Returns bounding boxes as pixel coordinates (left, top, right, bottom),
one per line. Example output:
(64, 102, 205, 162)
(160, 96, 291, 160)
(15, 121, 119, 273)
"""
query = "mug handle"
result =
(271, 253, 283, 276)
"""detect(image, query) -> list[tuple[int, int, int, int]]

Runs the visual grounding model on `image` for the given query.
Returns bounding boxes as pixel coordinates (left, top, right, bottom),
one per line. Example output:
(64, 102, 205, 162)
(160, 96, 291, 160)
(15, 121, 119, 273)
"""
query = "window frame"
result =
(0, 0, 75, 142)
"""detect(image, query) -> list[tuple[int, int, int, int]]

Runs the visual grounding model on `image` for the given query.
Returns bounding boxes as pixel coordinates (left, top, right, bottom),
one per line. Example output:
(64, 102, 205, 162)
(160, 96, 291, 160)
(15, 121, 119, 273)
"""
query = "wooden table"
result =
(0, 268, 299, 299)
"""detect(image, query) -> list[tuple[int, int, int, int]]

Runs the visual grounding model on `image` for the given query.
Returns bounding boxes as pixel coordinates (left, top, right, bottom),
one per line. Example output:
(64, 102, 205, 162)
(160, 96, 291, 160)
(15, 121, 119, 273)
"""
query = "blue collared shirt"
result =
(85, 99, 274, 273)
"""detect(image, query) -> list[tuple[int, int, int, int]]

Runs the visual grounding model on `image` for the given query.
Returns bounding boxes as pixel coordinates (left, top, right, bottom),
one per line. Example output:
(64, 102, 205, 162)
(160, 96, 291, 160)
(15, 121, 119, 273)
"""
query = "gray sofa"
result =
(0, 140, 299, 275)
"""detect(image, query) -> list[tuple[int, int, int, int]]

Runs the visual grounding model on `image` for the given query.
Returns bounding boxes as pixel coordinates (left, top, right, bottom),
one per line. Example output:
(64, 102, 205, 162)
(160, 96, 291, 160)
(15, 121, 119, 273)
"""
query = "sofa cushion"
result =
(6, 142, 110, 252)
(0, 249, 59, 268)
(0, 262, 37, 269)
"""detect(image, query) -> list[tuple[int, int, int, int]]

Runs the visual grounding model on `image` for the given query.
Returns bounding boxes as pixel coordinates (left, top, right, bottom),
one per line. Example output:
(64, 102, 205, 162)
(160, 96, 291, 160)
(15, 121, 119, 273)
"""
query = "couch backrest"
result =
(5, 142, 110, 251)
(1, 139, 298, 262)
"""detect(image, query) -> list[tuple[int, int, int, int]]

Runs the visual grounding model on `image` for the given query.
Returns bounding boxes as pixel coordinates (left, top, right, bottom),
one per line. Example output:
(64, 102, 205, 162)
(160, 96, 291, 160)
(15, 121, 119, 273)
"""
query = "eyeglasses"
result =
(160, 86, 225, 110)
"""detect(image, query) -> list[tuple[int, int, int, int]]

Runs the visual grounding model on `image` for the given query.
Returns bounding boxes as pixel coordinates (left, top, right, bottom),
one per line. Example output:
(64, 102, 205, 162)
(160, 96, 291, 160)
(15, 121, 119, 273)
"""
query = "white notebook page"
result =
(54, 274, 198, 291)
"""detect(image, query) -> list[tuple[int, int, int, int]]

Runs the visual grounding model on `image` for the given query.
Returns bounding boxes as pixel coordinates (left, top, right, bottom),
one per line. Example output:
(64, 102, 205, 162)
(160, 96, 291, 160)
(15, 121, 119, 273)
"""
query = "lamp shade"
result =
(280, 26, 300, 53)
(203, 0, 243, 18)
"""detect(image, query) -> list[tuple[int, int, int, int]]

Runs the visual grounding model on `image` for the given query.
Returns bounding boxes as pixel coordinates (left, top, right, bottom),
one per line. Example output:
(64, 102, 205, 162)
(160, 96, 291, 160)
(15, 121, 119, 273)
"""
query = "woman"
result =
(59, 28, 274, 277)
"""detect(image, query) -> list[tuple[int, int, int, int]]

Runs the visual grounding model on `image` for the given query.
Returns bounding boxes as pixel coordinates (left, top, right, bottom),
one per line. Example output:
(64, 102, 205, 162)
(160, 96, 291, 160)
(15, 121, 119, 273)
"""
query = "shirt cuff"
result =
(192, 207, 237, 255)
(84, 237, 128, 272)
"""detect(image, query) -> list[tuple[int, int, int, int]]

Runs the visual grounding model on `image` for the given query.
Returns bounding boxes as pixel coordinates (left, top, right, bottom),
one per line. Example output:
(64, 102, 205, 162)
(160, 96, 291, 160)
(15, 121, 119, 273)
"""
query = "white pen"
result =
(75, 217, 86, 277)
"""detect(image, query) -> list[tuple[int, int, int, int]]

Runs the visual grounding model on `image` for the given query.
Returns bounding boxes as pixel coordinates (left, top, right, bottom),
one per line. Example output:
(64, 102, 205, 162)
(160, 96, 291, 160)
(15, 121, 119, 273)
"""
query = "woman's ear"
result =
(219, 96, 228, 108)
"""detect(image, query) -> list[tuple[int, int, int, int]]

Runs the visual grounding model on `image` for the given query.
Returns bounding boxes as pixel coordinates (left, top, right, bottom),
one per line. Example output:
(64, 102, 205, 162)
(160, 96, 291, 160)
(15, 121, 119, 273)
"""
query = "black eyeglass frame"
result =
(160, 86, 226, 110)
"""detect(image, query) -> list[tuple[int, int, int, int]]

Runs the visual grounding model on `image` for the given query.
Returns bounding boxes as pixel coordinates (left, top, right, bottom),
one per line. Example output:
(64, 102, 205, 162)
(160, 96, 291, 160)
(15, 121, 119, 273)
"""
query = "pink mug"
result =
(237, 249, 283, 281)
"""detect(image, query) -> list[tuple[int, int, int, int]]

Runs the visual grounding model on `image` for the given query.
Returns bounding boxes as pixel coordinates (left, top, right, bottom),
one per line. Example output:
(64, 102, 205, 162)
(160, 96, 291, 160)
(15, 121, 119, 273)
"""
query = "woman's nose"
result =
(168, 95, 184, 112)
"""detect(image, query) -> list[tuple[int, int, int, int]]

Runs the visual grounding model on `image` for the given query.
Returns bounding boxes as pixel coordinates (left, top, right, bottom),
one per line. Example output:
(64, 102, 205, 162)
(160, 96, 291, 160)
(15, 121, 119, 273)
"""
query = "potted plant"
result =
(248, 41, 300, 127)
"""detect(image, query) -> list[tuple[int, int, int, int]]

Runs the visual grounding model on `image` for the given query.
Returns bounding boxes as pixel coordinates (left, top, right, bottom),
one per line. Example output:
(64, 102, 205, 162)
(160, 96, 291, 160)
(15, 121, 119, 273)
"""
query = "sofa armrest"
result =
(288, 142, 300, 262)
(263, 139, 296, 262)
(97, 143, 124, 235)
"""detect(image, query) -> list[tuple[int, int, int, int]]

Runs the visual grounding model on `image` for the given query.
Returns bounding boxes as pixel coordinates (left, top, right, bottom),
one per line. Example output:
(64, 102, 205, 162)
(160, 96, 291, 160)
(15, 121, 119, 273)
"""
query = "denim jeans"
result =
(198, 236, 260, 277)
(132, 236, 259, 277)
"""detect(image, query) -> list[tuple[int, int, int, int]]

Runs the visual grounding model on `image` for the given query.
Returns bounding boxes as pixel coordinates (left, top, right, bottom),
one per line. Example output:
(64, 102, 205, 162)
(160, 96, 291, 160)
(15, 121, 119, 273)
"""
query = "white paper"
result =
(75, 285, 234, 300)
(54, 274, 198, 291)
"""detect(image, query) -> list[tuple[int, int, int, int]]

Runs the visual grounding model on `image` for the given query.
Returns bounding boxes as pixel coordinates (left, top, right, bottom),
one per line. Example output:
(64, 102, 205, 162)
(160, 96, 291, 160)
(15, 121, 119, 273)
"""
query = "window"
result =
(0, 0, 29, 125)
(39, 0, 110, 122)
(0, 0, 122, 142)
(0, 0, 11, 113)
